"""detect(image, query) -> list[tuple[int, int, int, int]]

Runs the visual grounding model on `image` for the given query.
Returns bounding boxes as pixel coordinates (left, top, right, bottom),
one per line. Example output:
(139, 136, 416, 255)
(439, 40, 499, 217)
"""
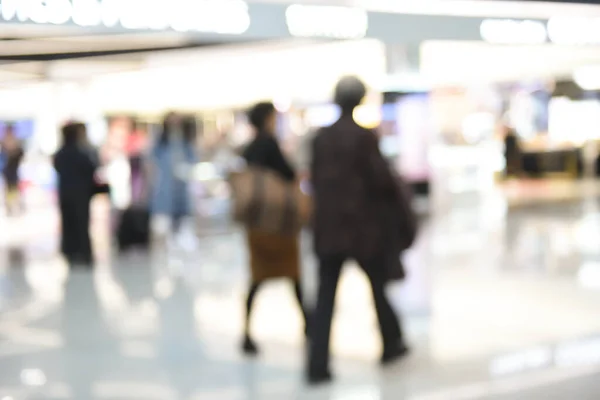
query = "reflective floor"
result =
(2, 195, 600, 399)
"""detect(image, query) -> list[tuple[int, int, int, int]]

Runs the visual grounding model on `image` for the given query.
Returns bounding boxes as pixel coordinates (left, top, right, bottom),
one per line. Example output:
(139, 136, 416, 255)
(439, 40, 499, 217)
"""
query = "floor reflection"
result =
(1, 200, 600, 398)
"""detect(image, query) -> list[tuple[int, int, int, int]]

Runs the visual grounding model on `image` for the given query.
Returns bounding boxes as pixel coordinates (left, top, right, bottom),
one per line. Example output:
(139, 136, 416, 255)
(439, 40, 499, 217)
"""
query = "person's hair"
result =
(62, 122, 85, 145)
(334, 76, 367, 113)
(248, 102, 276, 131)
(159, 112, 196, 144)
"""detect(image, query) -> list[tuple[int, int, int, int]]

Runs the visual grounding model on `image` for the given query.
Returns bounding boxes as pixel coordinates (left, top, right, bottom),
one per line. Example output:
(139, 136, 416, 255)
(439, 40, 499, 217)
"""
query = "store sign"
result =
(547, 17, 600, 45)
(480, 19, 547, 44)
(480, 17, 600, 46)
(285, 5, 368, 39)
(0, 0, 251, 34)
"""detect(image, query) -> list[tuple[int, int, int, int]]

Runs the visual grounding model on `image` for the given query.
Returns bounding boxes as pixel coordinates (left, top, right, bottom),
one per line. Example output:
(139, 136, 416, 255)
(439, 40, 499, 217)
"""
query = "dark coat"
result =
(54, 143, 97, 261)
(243, 133, 296, 182)
(53, 143, 97, 200)
(1, 147, 24, 186)
(311, 115, 407, 268)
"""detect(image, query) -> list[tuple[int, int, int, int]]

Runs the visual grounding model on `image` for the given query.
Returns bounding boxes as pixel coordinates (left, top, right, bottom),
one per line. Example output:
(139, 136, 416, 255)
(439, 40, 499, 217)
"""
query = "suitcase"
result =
(117, 206, 150, 251)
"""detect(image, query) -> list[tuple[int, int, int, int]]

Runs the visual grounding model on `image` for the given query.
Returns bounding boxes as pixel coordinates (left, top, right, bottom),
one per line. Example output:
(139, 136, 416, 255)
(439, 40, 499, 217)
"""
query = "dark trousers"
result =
(59, 194, 92, 264)
(308, 254, 403, 375)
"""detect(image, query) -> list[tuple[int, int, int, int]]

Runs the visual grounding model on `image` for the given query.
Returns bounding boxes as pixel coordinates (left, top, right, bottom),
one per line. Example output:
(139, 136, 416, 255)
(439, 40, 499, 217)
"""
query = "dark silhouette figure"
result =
(504, 127, 521, 177)
(54, 123, 97, 267)
(241, 102, 308, 355)
(307, 77, 408, 384)
(1, 124, 24, 216)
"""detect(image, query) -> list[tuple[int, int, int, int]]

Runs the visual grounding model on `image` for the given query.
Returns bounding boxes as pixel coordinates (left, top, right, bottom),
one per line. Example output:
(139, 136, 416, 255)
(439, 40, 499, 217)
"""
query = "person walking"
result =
(241, 102, 308, 355)
(54, 122, 97, 266)
(1, 124, 24, 216)
(307, 77, 409, 384)
(149, 113, 198, 250)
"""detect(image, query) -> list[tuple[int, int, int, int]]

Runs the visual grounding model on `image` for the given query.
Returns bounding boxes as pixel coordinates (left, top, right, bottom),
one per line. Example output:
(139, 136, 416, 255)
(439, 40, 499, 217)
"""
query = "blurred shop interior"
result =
(3, 2, 600, 217)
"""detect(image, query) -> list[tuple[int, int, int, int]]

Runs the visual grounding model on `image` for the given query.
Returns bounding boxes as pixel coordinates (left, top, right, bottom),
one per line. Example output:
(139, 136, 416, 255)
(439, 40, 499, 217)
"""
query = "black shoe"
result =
(306, 370, 333, 386)
(381, 344, 410, 365)
(67, 253, 93, 268)
(242, 336, 259, 356)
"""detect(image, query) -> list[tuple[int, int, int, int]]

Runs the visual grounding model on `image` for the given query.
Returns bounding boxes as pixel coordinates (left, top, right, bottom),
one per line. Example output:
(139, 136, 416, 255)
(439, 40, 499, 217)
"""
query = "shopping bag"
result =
(384, 176, 418, 282)
(395, 178, 418, 251)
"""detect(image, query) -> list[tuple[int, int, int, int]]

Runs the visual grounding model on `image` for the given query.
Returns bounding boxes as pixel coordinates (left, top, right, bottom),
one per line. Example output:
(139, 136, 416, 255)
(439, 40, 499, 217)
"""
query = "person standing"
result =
(54, 123, 97, 266)
(241, 102, 308, 355)
(1, 124, 24, 216)
(504, 127, 521, 178)
(149, 113, 199, 249)
(307, 77, 409, 384)
(126, 123, 149, 205)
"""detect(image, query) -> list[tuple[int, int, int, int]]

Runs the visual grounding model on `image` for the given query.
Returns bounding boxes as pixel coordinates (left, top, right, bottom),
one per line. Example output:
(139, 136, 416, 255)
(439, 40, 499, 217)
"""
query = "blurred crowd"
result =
(0, 77, 417, 385)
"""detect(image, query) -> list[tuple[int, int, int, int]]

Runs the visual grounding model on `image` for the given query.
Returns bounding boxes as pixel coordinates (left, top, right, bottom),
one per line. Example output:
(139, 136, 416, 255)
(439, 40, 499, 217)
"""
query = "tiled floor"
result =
(2, 196, 600, 399)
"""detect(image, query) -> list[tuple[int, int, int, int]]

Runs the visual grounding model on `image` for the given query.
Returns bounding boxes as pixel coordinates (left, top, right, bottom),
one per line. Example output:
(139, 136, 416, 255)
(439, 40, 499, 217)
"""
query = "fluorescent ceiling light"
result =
(286, 5, 368, 39)
(480, 19, 547, 44)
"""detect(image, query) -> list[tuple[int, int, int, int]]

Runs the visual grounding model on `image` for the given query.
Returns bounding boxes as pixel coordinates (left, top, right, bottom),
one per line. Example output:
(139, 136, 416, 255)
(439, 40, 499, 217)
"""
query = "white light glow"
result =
(548, 17, 600, 45)
(273, 96, 292, 113)
(549, 97, 600, 145)
(100, 0, 120, 27)
(0, 0, 18, 21)
(286, 4, 368, 39)
(490, 346, 553, 376)
(354, 104, 382, 129)
(480, 19, 547, 44)
(577, 262, 600, 289)
(574, 65, 600, 91)
(71, 0, 102, 26)
(0, 0, 250, 35)
(90, 40, 386, 112)
(20, 369, 47, 387)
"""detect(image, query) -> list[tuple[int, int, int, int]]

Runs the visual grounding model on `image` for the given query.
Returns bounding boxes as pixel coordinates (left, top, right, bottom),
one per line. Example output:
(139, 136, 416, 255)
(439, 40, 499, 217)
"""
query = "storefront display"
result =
(394, 93, 432, 186)
(0, 120, 35, 142)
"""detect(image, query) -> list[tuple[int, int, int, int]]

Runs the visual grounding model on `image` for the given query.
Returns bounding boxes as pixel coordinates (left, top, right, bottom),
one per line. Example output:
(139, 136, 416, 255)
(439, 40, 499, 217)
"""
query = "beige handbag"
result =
(229, 167, 311, 235)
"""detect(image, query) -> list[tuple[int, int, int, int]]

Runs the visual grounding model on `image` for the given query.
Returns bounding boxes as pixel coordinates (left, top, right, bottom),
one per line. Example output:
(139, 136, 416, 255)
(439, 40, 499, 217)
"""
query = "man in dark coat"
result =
(307, 77, 409, 384)
(54, 122, 97, 267)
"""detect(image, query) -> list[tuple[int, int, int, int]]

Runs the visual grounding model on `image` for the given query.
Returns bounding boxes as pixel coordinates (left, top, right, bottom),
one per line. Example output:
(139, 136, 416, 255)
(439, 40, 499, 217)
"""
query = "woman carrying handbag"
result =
(238, 102, 309, 355)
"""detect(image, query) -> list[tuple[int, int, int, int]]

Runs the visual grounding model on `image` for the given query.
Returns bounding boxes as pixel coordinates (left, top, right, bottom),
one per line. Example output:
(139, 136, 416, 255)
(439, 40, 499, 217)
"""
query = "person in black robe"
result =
(53, 123, 97, 267)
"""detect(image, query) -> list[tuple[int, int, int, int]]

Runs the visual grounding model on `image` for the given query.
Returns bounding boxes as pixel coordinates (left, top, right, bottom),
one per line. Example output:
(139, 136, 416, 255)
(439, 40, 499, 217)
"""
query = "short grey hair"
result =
(334, 76, 366, 111)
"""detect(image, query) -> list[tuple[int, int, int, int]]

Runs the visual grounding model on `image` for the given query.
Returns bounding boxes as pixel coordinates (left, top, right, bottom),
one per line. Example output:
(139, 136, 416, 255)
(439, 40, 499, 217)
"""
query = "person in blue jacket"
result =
(150, 113, 198, 246)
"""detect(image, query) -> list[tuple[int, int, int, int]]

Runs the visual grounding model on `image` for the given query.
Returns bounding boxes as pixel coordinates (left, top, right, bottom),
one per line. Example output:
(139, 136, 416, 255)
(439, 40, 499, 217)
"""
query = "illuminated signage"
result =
(480, 17, 600, 46)
(547, 17, 600, 45)
(0, 0, 251, 34)
(480, 19, 547, 44)
(285, 5, 368, 39)
(573, 65, 600, 90)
